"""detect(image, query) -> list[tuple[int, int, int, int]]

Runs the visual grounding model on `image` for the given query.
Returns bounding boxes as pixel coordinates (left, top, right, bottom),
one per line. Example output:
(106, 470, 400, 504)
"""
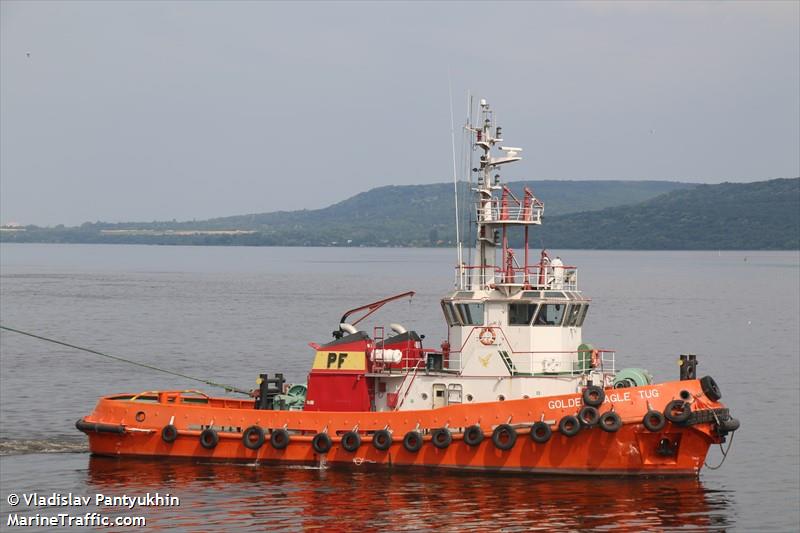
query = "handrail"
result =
(129, 389, 212, 402)
(456, 264, 578, 290)
(475, 201, 543, 223)
(393, 360, 425, 410)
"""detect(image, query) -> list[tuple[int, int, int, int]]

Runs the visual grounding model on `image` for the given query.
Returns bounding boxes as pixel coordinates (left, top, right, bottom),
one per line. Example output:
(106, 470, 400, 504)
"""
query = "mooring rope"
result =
(704, 432, 735, 470)
(704, 409, 735, 470)
(0, 325, 250, 395)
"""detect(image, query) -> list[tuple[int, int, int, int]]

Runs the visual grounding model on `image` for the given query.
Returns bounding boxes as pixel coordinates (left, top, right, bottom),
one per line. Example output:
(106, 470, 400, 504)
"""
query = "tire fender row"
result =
(161, 384, 701, 451)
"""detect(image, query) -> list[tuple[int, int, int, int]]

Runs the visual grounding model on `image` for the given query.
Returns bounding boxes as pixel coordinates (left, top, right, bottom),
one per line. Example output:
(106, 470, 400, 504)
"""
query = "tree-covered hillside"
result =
(2, 180, 692, 247)
(538, 178, 799, 249)
(2, 179, 797, 249)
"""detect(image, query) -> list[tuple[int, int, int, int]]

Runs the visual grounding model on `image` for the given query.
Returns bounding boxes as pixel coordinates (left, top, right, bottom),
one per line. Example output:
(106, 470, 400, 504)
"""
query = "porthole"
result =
(466, 394, 474, 402)
(421, 392, 428, 400)
(498, 395, 505, 401)
(135, 411, 146, 422)
(523, 395, 529, 399)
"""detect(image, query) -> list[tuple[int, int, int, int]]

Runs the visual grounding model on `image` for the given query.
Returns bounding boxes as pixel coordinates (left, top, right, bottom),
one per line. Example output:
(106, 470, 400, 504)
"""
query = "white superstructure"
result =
(369, 100, 615, 412)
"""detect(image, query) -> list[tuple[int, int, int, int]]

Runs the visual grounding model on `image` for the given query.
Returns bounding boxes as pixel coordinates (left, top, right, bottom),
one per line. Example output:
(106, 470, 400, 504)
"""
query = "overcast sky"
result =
(1, 1, 798, 226)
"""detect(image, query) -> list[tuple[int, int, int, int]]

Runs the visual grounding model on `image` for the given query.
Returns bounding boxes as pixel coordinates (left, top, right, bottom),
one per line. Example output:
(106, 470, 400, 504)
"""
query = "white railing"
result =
(370, 346, 614, 377)
(476, 204, 543, 224)
(372, 351, 460, 374)
(444, 352, 463, 372)
(456, 265, 578, 291)
(506, 350, 615, 376)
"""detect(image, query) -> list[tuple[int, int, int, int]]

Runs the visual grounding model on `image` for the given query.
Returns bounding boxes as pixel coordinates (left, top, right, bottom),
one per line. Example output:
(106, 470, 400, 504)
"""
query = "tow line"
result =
(0, 325, 250, 395)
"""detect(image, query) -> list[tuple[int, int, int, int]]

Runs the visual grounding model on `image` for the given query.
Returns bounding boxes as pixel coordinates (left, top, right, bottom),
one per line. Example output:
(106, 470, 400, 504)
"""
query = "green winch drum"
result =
(274, 384, 308, 410)
(612, 368, 653, 388)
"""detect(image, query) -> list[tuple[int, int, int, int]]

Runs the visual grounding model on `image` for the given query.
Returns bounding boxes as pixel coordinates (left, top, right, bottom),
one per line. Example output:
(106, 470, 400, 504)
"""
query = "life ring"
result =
(492, 424, 517, 450)
(402, 431, 423, 453)
(199, 428, 219, 449)
(341, 431, 361, 453)
(599, 412, 622, 433)
(478, 327, 496, 346)
(161, 424, 178, 443)
(463, 425, 484, 447)
(311, 432, 332, 454)
(530, 421, 552, 443)
(242, 425, 265, 450)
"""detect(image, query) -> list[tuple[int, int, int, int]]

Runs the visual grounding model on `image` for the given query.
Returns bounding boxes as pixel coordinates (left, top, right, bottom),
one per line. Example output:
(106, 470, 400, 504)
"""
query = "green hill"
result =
(203, 179, 692, 229)
(538, 178, 799, 249)
(1, 180, 692, 247)
(2, 179, 797, 249)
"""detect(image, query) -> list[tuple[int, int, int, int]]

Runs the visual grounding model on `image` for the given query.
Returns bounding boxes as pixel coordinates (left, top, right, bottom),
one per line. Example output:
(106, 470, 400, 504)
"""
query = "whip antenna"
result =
(448, 69, 463, 287)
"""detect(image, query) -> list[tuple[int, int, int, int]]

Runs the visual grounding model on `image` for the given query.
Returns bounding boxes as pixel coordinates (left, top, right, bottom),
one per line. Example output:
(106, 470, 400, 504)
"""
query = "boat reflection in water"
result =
(86, 456, 733, 531)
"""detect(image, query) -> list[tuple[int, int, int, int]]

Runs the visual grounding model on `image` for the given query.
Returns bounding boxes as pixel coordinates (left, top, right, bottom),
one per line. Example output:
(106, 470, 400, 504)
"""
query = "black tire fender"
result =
(242, 425, 265, 450)
(491, 424, 517, 450)
(161, 424, 178, 444)
(642, 410, 666, 432)
(270, 428, 290, 450)
(372, 429, 392, 451)
(311, 432, 332, 454)
(578, 405, 600, 427)
(700, 375, 722, 401)
(199, 428, 219, 449)
(599, 411, 622, 433)
(530, 421, 552, 443)
(341, 431, 361, 453)
(402, 431, 422, 453)
(431, 428, 452, 449)
(582, 385, 605, 407)
(664, 400, 692, 424)
(559, 415, 581, 437)
(463, 425, 484, 447)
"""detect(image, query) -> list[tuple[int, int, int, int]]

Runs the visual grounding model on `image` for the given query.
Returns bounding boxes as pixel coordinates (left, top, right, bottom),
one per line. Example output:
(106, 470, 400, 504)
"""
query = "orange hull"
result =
(79, 380, 727, 476)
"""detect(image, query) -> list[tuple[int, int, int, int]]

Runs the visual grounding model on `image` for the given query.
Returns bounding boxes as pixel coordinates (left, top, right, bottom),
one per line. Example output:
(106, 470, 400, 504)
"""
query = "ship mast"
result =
(459, 99, 543, 292)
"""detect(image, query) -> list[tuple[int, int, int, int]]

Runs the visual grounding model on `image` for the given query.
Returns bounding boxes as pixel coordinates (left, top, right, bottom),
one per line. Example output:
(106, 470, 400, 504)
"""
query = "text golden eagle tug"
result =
(76, 100, 739, 475)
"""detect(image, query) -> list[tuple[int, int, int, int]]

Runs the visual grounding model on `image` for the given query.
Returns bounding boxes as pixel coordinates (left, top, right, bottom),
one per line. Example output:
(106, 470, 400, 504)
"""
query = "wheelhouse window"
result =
(564, 304, 582, 327)
(441, 302, 459, 326)
(454, 302, 484, 325)
(562, 303, 590, 327)
(576, 304, 589, 327)
(509, 303, 537, 325)
(533, 303, 566, 326)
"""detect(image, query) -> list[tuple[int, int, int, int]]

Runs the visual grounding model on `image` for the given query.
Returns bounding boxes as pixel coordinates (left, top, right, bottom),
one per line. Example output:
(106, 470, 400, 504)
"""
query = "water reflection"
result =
(85, 457, 734, 531)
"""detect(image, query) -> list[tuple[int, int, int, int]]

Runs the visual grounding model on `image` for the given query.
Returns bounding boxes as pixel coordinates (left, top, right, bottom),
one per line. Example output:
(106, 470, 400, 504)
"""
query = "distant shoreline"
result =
(2, 241, 797, 252)
(3, 178, 798, 250)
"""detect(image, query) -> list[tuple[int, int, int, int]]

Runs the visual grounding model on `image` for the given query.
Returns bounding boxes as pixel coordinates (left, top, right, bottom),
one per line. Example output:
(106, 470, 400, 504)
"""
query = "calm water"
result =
(1, 244, 798, 531)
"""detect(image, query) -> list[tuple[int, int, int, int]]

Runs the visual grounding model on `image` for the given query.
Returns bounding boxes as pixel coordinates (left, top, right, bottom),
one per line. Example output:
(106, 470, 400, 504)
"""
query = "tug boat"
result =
(77, 100, 739, 475)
